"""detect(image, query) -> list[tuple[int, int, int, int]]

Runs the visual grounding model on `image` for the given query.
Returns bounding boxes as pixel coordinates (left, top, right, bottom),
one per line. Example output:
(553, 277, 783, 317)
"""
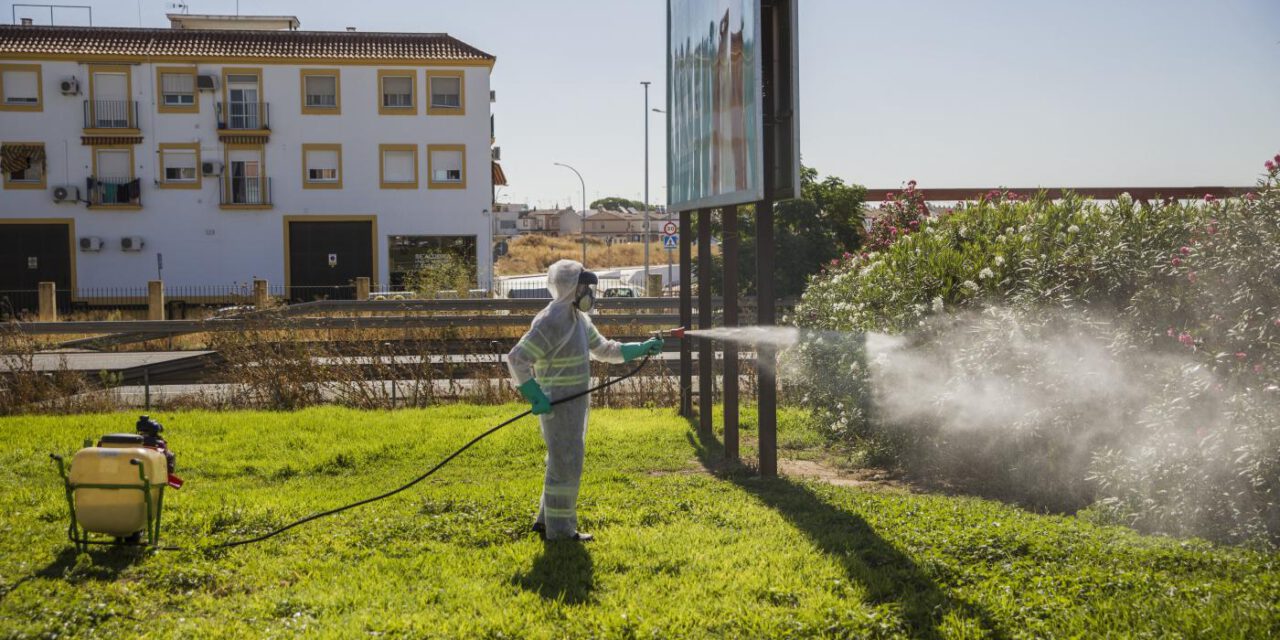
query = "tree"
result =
(701, 165, 867, 299)
(590, 196, 647, 212)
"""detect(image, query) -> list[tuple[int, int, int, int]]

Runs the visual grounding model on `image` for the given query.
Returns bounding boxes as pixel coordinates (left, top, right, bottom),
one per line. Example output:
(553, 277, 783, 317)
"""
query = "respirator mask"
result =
(574, 270, 598, 313)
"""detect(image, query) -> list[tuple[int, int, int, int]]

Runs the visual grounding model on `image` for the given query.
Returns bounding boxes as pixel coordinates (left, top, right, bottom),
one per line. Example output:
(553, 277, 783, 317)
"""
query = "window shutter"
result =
(306, 75, 336, 105)
(383, 76, 412, 106)
(161, 72, 194, 95)
(96, 149, 131, 179)
(431, 76, 461, 107)
(2, 70, 38, 102)
(431, 149, 463, 182)
(384, 150, 414, 182)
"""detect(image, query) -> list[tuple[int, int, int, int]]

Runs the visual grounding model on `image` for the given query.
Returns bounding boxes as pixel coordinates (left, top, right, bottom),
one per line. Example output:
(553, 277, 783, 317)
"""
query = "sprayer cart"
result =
(50, 417, 181, 551)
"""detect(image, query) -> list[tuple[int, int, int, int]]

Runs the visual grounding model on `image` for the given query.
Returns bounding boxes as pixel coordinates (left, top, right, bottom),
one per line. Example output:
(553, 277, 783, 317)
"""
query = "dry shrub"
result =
(496, 235, 652, 275)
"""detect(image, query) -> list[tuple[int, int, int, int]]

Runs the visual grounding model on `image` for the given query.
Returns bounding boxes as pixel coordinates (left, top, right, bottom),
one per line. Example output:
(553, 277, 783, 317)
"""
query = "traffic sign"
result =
(663, 221, 677, 236)
(662, 234, 679, 250)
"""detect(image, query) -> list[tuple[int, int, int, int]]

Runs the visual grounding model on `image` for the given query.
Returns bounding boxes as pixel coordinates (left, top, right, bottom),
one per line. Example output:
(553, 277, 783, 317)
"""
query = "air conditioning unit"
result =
(202, 161, 223, 176)
(121, 236, 145, 252)
(79, 236, 104, 252)
(491, 146, 501, 161)
(52, 185, 80, 203)
(59, 77, 80, 95)
(196, 74, 218, 91)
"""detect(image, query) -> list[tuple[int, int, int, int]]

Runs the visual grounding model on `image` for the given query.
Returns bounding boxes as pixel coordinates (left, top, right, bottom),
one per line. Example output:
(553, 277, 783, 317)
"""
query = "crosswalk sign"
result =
(662, 234, 679, 250)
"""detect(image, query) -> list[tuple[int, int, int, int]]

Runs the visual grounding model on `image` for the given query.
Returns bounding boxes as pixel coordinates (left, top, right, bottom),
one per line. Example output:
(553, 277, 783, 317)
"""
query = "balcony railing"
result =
(221, 176, 272, 206)
(87, 176, 141, 207)
(217, 101, 270, 131)
(83, 100, 138, 129)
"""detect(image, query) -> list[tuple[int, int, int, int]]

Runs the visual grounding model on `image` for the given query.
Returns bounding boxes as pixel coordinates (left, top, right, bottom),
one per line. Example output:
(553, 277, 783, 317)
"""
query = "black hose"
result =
(159, 356, 652, 551)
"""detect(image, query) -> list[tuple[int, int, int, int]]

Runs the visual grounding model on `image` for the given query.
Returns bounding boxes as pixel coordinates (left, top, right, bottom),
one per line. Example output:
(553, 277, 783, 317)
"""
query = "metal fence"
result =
(217, 101, 270, 130)
(83, 99, 137, 129)
(220, 176, 272, 206)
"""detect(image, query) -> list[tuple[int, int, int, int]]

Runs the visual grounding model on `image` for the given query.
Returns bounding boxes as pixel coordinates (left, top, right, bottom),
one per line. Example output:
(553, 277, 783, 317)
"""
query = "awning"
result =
(1, 143, 44, 174)
(492, 161, 508, 186)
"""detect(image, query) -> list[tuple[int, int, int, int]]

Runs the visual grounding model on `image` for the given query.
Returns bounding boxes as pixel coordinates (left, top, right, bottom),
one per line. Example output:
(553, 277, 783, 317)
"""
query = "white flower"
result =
(978, 267, 994, 280)
(1067, 225, 1080, 234)
(931, 296, 945, 312)
(994, 255, 1005, 266)
(962, 280, 979, 292)
(996, 235, 1006, 243)
(959, 225, 970, 239)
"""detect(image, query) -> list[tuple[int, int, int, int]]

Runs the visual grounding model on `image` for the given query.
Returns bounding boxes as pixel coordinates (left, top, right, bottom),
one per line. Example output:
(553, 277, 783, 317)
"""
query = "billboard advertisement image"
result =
(668, 0, 764, 210)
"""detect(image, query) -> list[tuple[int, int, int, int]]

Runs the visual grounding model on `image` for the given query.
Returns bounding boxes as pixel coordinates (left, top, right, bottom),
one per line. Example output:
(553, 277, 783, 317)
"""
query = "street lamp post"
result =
(642, 81, 651, 292)
(553, 162, 588, 266)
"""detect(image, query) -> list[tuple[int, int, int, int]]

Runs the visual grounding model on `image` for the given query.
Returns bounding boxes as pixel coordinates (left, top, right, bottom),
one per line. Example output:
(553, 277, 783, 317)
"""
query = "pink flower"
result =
(1203, 193, 1217, 203)
(1255, 364, 1265, 374)
(1274, 153, 1280, 164)
(1245, 192, 1258, 201)
(1179, 246, 1190, 256)
(1267, 160, 1277, 172)
(906, 180, 917, 192)
(843, 252, 852, 259)
(1171, 256, 1182, 267)
(1188, 271, 1197, 284)
(890, 227, 898, 235)
(1166, 327, 1176, 337)
(909, 220, 919, 227)
(1235, 352, 1248, 361)
(1178, 332, 1194, 347)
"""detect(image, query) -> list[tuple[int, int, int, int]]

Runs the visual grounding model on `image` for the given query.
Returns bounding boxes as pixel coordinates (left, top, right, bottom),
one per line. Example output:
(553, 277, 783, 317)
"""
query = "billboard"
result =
(667, 0, 764, 210)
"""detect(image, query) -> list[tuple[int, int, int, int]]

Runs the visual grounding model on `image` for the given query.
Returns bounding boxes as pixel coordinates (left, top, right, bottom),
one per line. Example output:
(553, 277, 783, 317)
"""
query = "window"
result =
(0, 64, 41, 111)
(158, 143, 200, 189)
(223, 144, 270, 207)
(302, 144, 342, 189)
(379, 144, 418, 188)
(428, 144, 466, 189)
(388, 235, 477, 288)
(377, 70, 416, 115)
(426, 71, 464, 115)
(88, 65, 134, 129)
(1, 142, 46, 189)
(157, 67, 197, 113)
(91, 146, 140, 207)
(300, 69, 340, 115)
(222, 68, 264, 130)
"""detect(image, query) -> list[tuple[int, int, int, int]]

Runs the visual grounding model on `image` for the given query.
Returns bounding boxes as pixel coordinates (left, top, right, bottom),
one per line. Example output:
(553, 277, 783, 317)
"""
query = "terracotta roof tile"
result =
(0, 25, 494, 63)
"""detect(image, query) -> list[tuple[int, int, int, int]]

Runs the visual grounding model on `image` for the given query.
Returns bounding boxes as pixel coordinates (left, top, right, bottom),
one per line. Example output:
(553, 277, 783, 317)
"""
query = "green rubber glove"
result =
(621, 337, 664, 362)
(517, 379, 552, 415)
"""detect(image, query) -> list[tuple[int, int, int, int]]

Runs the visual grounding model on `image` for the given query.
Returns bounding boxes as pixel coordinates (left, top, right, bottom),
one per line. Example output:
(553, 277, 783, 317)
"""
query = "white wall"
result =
(0, 58, 494, 290)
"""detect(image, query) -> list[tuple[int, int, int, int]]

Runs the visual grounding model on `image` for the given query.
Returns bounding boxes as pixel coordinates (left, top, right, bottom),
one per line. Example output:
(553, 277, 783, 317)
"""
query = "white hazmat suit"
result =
(507, 260, 654, 541)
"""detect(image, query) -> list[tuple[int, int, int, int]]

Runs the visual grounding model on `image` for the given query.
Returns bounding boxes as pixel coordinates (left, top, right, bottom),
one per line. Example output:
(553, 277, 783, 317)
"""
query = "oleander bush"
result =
(791, 155, 1280, 545)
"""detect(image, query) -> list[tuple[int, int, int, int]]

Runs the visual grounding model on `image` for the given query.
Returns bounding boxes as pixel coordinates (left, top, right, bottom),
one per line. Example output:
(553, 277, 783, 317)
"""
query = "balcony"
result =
(220, 176, 272, 209)
(216, 101, 270, 131)
(83, 100, 139, 132)
(87, 176, 141, 208)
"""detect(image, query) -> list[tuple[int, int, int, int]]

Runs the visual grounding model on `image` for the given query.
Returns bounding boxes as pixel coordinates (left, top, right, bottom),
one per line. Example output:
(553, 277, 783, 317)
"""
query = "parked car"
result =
(603, 286, 639, 298)
(507, 287, 552, 299)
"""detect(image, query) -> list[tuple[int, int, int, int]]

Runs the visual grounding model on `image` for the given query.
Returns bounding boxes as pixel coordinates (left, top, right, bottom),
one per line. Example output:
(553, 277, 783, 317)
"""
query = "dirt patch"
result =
(777, 459, 909, 491)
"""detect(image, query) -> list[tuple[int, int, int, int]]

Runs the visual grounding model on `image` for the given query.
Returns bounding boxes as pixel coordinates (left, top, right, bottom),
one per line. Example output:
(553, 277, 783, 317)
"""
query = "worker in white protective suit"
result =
(507, 259, 664, 542)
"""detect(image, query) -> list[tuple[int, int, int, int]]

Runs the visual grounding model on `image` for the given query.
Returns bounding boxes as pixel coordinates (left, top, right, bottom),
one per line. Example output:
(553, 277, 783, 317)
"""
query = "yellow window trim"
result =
(0, 63, 43, 112)
(221, 67, 263, 126)
(379, 143, 418, 189)
(281, 214, 379, 290)
(221, 142, 270, 210)
(301, 143, 343, 190)
(1, 140, 47, 190)
(156, 142, 201, 190)
(89, 143, 138, 209)
(87, 64, 134, 129)
(376, 69, 417, 116)
(155, 65, 198, 114)
(299, 68, 341, 115)
(427, 143, 467, 190)
(425, 69, 465, 116)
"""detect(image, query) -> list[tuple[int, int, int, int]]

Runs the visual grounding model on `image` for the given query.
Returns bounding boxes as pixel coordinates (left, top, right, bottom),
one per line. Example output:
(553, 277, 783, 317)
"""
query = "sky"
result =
(8, 0, 1279, 209)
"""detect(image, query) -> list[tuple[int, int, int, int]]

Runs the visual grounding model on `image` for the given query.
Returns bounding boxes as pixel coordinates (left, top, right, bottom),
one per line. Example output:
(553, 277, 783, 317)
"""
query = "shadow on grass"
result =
(1, 546, 142, 604)
(686, 424, 1006, 640)
(512, 540, 595, 605)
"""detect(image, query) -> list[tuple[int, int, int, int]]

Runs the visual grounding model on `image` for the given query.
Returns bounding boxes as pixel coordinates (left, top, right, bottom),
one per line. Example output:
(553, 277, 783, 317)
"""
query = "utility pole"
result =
(642, 80, 651, 289)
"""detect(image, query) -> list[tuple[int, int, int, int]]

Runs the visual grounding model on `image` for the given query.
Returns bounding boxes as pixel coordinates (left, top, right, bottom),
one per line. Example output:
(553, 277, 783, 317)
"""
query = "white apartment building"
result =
(0, 16, 499, 305)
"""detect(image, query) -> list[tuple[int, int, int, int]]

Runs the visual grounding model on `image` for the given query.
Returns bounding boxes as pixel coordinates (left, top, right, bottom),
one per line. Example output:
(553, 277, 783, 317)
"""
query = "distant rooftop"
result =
(0, 22, 495, 64)
(167, 13, 301, 31)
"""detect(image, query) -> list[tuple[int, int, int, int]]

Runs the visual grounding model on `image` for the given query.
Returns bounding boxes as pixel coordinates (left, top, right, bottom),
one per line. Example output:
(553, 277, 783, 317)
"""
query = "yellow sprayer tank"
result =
(68, 441, 168, 537)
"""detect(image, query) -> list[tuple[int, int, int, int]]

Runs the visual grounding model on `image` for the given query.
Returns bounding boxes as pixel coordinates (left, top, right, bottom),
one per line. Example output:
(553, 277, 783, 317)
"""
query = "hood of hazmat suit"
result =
(507, 259, 624, 540)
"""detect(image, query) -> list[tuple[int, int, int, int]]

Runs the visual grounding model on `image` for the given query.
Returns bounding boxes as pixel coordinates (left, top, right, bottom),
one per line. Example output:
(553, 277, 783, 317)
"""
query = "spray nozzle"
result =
(651, 327, 686, 340)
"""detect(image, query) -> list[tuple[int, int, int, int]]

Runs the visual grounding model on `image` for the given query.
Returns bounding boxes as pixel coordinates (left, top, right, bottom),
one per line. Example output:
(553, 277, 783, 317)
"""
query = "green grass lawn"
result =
(0, 405, 1276, 638)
